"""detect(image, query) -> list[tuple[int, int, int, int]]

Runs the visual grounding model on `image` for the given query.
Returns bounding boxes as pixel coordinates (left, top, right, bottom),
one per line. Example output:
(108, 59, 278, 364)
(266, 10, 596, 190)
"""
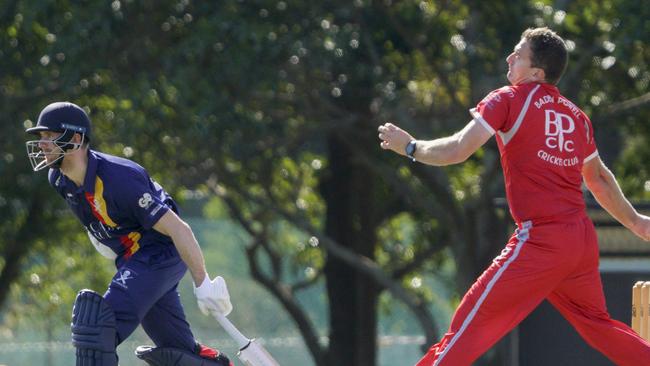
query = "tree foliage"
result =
(1, 1, 649, 365)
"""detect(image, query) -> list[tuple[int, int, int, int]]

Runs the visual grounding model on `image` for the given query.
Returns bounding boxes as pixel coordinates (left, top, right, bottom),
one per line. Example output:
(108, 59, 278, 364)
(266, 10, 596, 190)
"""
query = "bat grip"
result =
(213, 313, 251, 349)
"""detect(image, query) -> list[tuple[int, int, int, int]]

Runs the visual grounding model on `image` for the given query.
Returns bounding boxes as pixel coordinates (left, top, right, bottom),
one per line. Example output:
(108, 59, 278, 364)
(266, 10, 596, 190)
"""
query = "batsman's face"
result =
(38, 131, 64, 163)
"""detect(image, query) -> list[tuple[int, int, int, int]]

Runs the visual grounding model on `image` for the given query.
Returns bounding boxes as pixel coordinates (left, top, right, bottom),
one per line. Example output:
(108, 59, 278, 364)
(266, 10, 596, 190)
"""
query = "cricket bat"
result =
(213, 313, 280, 366)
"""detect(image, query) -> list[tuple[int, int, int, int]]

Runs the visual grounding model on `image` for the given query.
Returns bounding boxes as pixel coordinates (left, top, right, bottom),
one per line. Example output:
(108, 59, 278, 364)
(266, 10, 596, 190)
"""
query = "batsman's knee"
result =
(71, 289, 118, 366)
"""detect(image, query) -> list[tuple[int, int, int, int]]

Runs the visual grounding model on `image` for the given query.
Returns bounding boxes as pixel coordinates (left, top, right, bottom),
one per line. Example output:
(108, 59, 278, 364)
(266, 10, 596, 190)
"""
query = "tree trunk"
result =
(0, 193, 45, 311)
(322, 134, 380, 366)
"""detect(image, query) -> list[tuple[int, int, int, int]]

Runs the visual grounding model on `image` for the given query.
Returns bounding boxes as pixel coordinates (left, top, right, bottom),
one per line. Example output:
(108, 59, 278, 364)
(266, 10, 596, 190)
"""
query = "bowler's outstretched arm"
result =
(378, 120, 492, 166)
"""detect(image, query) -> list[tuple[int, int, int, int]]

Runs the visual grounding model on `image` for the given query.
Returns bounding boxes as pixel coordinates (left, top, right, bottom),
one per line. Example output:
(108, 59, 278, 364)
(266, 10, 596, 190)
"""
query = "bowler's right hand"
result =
(377, 122, 415, 155)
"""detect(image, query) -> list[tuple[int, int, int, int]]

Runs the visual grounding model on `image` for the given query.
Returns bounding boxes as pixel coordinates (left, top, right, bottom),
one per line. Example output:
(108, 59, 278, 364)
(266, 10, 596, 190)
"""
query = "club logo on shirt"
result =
(538, 109, 579, 167)
(544, 110, 575, 152)
(138, 193, 153, 209)
(112, 268, 137, 289)
(65, 193, 79, 205)
(484, 92, 501, 110)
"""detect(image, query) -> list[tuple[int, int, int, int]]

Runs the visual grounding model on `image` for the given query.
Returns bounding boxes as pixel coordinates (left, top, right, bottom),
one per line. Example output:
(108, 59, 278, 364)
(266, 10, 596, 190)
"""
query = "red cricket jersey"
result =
(470, 82, 598, 223)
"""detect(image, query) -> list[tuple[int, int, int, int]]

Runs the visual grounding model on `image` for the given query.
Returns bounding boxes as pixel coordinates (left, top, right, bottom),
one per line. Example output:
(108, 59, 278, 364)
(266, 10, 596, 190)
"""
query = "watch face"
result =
(406, 141, 416, 155)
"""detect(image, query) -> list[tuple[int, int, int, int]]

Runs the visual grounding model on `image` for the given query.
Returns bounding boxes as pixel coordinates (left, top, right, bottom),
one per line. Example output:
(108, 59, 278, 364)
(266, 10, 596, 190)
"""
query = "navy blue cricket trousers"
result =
(103, 245, 197, 352)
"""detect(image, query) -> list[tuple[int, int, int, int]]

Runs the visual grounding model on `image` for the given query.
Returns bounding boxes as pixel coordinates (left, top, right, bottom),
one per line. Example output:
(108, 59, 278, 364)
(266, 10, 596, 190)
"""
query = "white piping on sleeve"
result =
(584, 150, 599, 163)
(469, 108, 496, 135)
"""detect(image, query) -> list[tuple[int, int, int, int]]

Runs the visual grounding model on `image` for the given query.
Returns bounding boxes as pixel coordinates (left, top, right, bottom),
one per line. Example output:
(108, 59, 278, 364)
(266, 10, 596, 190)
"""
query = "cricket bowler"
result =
(378, 27, 650, 365)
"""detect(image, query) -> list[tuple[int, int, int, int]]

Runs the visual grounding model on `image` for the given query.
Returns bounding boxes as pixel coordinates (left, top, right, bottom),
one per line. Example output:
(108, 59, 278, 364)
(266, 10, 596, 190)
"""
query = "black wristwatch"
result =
(405, 140, 417, 162)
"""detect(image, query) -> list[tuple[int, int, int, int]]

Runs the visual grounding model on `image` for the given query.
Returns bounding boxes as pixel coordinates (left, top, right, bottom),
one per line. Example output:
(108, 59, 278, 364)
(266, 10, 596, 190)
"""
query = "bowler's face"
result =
(506, 39, 539, 85)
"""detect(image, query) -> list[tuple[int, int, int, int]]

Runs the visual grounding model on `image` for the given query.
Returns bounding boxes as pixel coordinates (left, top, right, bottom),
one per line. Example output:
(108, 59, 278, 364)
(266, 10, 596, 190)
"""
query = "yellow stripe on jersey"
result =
(92, 177, 118, 227)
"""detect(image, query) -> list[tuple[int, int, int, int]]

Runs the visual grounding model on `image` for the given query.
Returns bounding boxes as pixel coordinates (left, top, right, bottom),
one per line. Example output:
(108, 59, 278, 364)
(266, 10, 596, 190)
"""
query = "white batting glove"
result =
(194, 274, 233, 316)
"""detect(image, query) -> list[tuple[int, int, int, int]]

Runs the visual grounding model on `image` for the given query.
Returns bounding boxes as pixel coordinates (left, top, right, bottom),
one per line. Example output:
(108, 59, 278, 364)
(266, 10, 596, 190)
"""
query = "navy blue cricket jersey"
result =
(49, 149, 178, 264)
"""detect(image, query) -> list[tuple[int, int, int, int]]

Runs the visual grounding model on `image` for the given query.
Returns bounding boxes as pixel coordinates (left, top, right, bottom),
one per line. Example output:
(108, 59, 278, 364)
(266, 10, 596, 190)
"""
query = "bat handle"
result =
(213, 313, 252, 349)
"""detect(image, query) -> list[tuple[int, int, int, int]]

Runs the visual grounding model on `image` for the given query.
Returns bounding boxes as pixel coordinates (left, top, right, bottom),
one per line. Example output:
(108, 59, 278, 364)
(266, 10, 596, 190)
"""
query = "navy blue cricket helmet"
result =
(26, 101, 91, 139)
(25, 102, 92, 171)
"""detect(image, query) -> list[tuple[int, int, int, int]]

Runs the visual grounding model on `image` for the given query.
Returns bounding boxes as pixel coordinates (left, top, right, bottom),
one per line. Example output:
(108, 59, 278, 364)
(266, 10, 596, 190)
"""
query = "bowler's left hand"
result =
(631, 214, 650, 241)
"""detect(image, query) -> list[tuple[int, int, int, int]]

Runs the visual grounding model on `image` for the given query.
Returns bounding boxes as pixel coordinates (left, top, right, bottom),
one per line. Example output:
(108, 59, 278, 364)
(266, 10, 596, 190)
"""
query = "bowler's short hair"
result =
(522, 27, 568, 85)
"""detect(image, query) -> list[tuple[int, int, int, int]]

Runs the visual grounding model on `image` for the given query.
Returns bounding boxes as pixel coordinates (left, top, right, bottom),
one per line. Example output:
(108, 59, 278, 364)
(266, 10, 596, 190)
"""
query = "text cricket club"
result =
(537, 150, 579, 167)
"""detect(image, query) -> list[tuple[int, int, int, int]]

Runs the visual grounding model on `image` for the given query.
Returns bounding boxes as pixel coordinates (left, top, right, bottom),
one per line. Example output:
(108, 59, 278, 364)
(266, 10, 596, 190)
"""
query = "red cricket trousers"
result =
(416, 215, 650, 366)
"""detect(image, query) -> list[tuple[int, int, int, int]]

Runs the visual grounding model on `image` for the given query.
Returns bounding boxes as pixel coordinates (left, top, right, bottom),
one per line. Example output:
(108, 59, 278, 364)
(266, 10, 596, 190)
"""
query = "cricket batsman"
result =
(26, 101, 234, 366)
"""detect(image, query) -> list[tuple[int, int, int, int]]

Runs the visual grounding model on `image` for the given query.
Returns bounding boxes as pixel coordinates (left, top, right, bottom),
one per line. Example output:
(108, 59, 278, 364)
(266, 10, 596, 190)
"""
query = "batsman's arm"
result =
(378, 120, 492, 166)
(582, 156, 650, 241)
(153, 210, 207, 285)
